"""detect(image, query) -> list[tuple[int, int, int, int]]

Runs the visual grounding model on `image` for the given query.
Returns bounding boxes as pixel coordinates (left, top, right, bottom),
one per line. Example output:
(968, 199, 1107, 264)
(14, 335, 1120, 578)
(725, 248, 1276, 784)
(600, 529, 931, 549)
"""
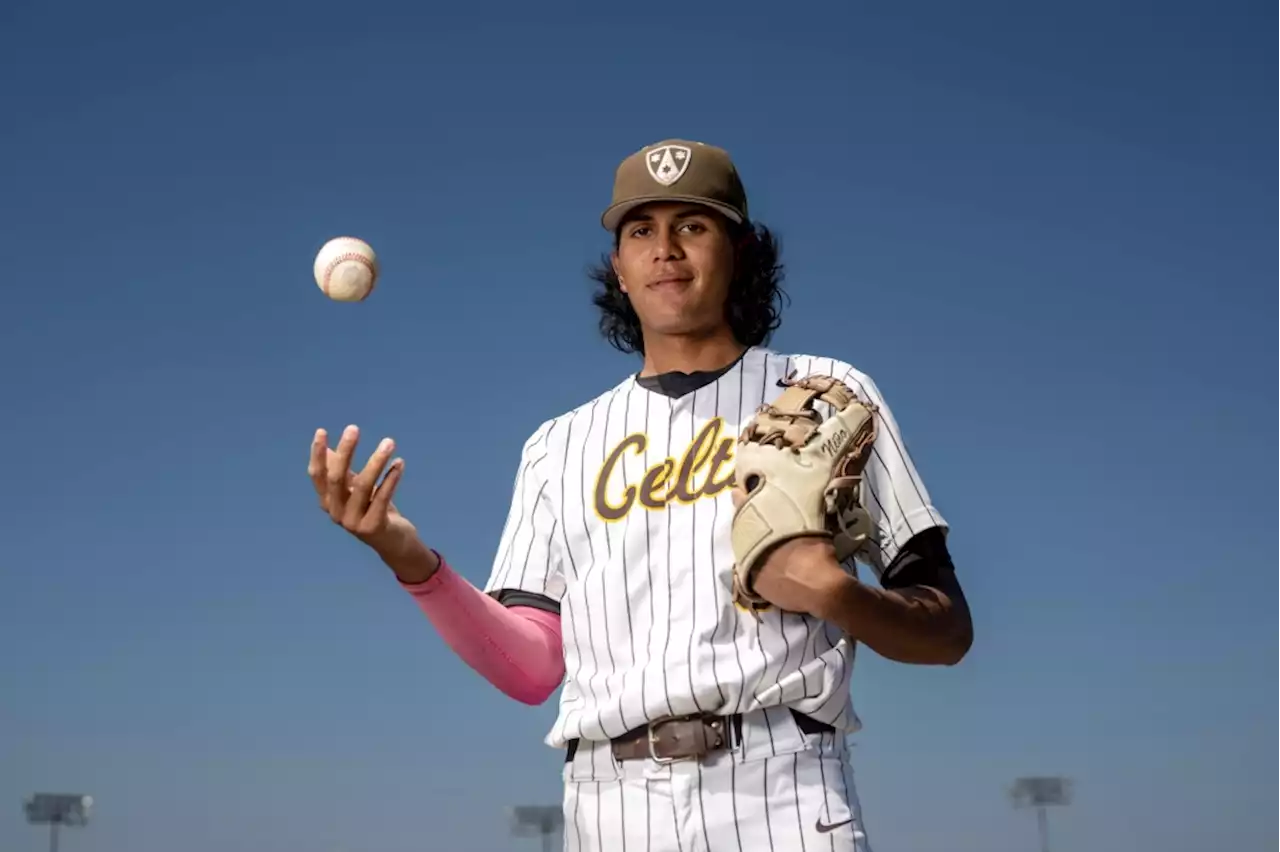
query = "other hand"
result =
(732, 487, 852, 618)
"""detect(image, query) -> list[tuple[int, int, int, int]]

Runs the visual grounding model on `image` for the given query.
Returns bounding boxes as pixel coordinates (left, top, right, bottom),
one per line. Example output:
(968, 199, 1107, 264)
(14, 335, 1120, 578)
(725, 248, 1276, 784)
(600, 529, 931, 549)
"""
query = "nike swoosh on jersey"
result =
(815, 817, 855, 833)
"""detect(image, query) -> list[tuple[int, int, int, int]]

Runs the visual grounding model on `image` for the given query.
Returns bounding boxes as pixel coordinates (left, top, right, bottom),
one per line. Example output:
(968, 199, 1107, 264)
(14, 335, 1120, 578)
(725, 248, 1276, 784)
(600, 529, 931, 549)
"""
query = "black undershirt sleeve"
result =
(486, 589, 561, 615)
(880, 527, 957, 590)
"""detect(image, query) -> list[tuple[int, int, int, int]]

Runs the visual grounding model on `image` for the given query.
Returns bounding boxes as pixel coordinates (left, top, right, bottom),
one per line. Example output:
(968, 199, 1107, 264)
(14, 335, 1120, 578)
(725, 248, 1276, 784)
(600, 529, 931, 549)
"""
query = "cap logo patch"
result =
(645, 145, 692, 187)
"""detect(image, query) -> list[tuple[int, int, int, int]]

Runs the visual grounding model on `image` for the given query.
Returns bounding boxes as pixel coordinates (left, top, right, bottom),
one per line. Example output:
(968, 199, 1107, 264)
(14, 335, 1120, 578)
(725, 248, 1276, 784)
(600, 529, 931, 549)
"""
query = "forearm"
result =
(400, 557, 566, 704)
(817, 572, 972, 666)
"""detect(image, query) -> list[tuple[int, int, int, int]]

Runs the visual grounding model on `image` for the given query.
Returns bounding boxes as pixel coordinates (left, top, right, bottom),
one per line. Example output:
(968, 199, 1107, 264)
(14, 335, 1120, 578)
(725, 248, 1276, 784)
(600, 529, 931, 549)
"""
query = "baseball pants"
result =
(561, 706, 873, 852)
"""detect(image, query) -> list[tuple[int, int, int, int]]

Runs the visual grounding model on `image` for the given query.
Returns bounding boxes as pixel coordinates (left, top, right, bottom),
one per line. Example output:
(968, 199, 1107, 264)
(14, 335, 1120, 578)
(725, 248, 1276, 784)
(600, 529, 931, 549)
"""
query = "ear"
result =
(610, 251, 626, 293)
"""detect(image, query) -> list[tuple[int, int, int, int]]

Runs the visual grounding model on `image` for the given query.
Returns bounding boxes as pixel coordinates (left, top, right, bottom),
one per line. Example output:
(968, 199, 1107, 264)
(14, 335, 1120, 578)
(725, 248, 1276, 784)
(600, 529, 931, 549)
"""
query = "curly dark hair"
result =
(588, 219, 789, 356)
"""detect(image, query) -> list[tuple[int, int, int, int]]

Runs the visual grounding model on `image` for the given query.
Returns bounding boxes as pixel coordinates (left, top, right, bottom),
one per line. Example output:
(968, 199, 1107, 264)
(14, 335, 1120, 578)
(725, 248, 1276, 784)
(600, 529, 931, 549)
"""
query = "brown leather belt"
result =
(565, 710, 833, 764)
(611, 714, 733, 763)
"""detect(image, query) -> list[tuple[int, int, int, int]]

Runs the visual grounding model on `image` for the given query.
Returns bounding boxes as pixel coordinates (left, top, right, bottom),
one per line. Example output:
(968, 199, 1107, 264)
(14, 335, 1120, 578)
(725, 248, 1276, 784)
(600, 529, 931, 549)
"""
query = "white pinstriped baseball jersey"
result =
(483, 346, 947, 749)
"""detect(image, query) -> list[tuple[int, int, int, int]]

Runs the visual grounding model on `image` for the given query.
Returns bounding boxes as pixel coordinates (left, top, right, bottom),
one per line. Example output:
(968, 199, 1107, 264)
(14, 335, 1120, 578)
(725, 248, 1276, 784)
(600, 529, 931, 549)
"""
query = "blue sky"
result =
(0, 2, 1273, 851)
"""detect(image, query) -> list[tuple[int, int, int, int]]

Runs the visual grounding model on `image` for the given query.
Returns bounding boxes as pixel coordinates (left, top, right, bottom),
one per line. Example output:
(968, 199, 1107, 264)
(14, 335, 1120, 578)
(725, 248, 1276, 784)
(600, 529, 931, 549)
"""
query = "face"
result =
(611, 202, 737, 341)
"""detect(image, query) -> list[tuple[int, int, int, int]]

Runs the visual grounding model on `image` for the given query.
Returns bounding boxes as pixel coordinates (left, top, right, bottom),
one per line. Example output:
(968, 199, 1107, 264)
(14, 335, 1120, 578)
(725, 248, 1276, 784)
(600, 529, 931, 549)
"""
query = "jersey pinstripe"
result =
(482, 345, 947, 749)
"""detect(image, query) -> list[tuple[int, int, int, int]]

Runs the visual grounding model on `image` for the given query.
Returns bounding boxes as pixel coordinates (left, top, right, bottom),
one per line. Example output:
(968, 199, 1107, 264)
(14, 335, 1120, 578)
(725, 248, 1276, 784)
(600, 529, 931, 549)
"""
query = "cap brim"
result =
(601, 196, 745, 232)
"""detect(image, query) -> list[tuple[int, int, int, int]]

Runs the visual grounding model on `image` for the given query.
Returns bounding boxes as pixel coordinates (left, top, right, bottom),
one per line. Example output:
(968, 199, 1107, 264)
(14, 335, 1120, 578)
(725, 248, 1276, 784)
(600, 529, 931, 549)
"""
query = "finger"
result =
(730, 485, 748, 510)
(344, 437, 396, 527)
(358, 458, 404, 534)
(327, 425, 360, 521)
(308, 429, 330, 504)
(325, 448, 356, 483)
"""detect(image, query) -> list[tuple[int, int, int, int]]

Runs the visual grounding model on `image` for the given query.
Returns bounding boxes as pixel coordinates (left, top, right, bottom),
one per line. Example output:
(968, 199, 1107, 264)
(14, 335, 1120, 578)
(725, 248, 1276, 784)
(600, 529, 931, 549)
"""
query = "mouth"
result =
(648, 275, 694, 289)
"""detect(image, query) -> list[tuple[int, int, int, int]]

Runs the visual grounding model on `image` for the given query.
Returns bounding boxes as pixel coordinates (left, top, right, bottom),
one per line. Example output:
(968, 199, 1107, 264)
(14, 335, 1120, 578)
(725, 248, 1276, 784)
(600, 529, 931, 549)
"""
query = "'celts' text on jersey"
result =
(482, 346, 946, 748)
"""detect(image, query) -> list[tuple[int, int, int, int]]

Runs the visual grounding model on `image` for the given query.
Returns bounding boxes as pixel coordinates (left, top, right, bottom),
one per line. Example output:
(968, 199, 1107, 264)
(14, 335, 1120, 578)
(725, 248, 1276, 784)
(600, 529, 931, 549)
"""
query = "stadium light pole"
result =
(1009, 776, 1072, 852)
(507, 804, 563, 852)
(23, 793, 94, 852)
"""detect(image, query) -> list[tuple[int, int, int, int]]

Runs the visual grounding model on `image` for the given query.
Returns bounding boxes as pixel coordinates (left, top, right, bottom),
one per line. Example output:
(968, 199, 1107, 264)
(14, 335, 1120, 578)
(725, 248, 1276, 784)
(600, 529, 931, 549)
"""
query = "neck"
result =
(638, 328, 747, 377)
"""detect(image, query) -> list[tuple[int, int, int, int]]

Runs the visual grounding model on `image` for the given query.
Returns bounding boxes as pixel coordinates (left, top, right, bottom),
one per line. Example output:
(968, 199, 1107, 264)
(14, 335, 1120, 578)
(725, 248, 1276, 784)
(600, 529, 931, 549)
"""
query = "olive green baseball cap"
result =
(601, 139, 749, 232)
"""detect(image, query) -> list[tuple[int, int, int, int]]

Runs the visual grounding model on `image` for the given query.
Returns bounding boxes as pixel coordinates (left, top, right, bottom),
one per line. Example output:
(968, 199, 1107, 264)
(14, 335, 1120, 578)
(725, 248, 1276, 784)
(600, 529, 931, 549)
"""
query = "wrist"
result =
(374, 536, 440, 585)
(811, 569, 861, 625)
(775, 539, 852, 621)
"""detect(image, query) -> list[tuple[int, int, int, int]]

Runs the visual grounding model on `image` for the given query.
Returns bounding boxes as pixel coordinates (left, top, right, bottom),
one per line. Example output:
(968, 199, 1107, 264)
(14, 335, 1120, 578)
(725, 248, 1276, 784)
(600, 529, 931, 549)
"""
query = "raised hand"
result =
(308, 425, 426, 567)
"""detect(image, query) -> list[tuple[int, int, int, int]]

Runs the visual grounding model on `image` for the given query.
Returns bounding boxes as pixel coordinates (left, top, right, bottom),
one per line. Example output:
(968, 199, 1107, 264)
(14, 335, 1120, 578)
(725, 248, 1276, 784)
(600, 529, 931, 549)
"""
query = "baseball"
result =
(313, 236, 378, 302)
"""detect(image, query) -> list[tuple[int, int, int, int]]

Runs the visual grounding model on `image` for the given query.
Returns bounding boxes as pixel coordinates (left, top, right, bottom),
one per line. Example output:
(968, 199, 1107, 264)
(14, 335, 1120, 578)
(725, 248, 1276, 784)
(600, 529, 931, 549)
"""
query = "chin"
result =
(646, 319, 713, 338)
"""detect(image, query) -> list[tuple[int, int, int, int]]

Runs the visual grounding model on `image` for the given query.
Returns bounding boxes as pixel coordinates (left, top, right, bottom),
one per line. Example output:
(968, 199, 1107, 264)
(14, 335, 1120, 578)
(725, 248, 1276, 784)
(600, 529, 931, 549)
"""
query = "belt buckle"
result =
(647, 716, 727, 764)
(647, 717, 696, 764)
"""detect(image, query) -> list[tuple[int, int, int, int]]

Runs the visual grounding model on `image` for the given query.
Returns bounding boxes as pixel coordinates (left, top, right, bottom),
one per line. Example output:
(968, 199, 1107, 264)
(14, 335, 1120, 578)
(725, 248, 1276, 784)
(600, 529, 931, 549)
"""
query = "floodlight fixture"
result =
(508, 804, 563, 852)
(1009, 776, 1072, 852)
(23, 793, 94, 852)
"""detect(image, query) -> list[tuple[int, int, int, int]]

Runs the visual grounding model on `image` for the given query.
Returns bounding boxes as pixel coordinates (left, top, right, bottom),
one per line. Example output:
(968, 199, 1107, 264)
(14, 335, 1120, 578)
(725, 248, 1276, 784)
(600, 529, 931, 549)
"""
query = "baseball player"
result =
(308, 139, 973, 851)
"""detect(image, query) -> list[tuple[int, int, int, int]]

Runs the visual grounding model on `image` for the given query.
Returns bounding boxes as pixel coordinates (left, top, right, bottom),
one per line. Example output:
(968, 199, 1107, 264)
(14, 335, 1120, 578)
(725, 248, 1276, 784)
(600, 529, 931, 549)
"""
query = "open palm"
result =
(308, 425, 419, 555)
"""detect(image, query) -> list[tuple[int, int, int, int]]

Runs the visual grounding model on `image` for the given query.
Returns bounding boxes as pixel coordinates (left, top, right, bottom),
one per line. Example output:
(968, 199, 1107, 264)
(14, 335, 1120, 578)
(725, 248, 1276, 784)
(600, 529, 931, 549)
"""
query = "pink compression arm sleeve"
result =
(399, 558, 565, 706)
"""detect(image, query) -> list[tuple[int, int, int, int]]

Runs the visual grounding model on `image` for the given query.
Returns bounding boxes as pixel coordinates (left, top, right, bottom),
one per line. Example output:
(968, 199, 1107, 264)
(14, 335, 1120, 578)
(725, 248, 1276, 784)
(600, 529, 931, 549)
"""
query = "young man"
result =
(308, 139, 973, 851)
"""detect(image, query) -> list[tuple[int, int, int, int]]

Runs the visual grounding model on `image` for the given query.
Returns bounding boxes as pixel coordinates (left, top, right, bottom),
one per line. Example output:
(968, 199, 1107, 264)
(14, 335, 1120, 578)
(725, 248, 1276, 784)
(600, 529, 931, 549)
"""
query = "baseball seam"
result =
(322, 252, 377, 298)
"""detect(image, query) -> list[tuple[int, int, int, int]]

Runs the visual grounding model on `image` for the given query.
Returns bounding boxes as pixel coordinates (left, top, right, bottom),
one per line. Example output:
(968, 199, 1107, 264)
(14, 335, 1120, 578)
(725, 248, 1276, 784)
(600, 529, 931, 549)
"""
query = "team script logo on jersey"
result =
(594, 418, 735, 522)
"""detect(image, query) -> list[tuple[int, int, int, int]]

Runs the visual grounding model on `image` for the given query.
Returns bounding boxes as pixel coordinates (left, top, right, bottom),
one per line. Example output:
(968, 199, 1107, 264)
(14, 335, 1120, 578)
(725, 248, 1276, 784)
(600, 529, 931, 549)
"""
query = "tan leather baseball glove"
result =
(731, 374, 879, 611)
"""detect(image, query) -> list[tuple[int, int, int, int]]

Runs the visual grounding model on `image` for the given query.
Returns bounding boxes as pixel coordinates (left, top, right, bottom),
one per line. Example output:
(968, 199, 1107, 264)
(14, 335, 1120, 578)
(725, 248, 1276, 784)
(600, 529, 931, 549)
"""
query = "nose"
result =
(651, 225, 685, 262)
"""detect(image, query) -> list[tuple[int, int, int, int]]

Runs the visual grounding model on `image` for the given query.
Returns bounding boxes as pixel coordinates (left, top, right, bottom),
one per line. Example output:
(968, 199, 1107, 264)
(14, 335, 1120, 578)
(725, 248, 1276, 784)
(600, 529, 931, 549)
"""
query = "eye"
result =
(627, 225, 652, 239)
(680, 220, 708, 235)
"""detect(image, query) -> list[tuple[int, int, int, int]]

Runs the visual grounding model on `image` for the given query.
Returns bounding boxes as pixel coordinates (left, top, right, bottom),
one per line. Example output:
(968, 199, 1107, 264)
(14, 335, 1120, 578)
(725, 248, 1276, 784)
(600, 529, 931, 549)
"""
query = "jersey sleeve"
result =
(836, 367, 949, 582)
(482, 420, 566, 614)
